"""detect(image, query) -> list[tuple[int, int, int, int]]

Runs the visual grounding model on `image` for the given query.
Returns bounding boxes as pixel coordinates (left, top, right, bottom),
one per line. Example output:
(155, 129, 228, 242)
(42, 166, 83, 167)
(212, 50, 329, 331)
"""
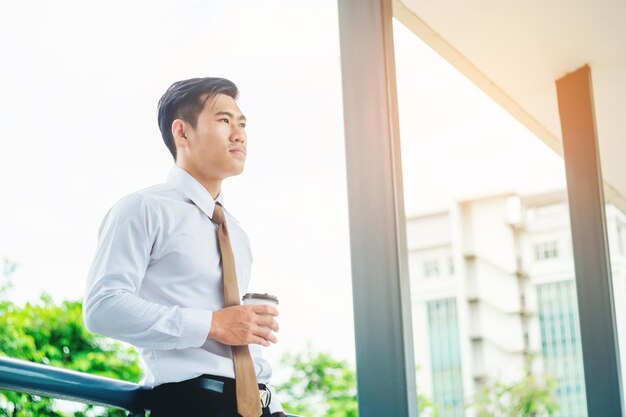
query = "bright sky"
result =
(0, 0, 566, 372)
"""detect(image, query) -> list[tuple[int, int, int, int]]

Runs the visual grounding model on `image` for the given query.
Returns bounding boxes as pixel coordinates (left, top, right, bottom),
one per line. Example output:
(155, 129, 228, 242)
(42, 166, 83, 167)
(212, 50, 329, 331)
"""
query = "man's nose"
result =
(231, 127, 246, 143)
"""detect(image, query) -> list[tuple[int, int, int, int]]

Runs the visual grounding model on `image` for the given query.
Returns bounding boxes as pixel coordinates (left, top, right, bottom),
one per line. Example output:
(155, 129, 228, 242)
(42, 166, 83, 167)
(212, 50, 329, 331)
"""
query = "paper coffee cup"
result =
(242, 293, 279, 307)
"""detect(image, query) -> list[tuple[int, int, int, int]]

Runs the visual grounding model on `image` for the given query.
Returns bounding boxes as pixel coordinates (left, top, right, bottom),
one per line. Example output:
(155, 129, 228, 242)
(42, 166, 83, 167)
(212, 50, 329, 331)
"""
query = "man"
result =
(83, 77, 285, 417)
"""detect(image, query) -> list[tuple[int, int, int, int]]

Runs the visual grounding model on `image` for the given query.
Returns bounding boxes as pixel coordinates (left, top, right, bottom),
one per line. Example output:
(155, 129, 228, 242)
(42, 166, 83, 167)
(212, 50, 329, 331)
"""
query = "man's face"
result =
(180, 93, 247, 180)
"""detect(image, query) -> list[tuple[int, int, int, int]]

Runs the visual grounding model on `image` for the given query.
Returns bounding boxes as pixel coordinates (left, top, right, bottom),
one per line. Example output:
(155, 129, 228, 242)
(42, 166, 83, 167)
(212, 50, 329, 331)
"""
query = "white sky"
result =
(0, 0, 566, 370)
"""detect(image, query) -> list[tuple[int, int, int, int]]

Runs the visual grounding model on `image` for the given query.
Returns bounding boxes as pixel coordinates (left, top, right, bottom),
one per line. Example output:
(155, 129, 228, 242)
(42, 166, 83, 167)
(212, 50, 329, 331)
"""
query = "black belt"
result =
(180, 374, 272, 409)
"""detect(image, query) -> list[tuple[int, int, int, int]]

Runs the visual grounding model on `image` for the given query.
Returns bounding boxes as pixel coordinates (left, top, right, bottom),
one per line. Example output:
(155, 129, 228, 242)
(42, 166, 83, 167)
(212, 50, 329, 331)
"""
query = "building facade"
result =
(407, 190, 626, 417)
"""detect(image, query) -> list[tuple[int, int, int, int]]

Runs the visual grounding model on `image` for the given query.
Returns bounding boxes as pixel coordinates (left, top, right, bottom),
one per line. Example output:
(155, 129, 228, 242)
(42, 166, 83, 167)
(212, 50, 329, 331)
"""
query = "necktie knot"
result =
(212, 203, 225, 226)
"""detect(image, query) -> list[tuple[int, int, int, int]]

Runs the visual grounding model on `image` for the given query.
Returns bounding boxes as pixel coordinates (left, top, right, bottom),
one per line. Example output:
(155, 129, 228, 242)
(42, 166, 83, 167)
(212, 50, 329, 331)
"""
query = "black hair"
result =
(157, 77, 239, 160)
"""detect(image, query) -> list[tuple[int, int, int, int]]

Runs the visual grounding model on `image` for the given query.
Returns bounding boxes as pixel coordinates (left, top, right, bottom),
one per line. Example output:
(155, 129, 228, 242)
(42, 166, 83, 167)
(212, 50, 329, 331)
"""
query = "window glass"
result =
(537, 281, 586, 417)
(424, 259, 441, 278)
(428, 298, 464, 417)
(534, 241, 560, 261)
(394, 18, 588, 416)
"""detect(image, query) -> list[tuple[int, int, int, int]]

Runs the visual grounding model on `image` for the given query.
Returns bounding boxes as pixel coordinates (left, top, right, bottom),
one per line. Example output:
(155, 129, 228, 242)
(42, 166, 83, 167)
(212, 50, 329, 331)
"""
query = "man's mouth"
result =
(229, 147, 246, 157)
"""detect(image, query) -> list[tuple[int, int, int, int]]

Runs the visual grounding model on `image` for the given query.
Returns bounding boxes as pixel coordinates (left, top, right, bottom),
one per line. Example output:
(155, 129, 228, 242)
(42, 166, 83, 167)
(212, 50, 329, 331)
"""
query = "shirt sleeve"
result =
(83, 193, 211, 350)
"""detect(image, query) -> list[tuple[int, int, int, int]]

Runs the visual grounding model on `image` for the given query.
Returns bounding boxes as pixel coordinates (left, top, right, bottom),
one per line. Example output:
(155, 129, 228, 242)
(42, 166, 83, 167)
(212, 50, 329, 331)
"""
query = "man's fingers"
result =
(257, 315, 279, 332)
(251, 305, 279, 316)
(253, 326, 278, 344)
(262, 327, 277, 344)
(248, 336, 271, 347)
(209, 305, 279, 347)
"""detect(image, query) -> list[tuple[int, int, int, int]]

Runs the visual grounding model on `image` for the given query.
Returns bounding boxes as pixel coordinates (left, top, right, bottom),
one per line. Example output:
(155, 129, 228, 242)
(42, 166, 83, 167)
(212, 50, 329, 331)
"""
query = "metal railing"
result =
(0, 356, 299, 417)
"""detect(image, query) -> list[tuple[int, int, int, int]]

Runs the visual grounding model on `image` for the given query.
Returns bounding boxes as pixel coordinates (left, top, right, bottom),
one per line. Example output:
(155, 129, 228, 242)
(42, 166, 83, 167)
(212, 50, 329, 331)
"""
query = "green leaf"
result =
(0, 290, 142, 417)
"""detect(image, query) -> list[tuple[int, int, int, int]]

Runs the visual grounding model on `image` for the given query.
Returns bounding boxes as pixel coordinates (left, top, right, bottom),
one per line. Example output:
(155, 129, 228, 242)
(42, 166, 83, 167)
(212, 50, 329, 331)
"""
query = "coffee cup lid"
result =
(242, 293, 279, 304)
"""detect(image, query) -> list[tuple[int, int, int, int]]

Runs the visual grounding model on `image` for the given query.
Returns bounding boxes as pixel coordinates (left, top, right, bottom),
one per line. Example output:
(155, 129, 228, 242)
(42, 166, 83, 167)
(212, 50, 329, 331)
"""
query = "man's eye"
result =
(220, 118, 230, 124)
(239, 123, 246, 128)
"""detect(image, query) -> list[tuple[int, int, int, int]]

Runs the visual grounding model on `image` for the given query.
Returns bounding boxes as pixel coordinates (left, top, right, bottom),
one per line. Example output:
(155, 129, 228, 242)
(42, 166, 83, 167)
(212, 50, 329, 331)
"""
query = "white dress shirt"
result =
(83, 166, 282, 412)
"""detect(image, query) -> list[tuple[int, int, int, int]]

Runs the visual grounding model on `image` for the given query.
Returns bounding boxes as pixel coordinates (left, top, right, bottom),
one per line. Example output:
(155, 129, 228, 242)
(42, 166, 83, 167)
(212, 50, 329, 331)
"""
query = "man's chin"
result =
(222, 165, 245, 178)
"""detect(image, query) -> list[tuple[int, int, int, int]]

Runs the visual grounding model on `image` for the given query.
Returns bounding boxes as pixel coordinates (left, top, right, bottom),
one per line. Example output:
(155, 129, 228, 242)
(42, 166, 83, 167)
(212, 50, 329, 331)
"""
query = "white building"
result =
(407, 190, 626, 417)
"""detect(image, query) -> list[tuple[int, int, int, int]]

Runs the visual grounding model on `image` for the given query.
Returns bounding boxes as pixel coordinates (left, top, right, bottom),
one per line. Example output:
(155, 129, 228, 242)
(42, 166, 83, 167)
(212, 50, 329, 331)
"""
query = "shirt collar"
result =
(166, 166, 224, 220)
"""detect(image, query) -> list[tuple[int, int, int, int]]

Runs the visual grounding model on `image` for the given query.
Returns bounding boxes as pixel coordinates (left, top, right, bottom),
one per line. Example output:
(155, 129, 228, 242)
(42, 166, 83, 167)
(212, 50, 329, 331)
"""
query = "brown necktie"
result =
(212, 203, 262, 417)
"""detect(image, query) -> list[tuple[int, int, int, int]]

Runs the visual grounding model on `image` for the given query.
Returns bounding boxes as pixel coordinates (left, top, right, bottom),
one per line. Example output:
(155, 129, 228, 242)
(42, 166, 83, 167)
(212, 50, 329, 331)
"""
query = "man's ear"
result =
(171, 119, 189, 152)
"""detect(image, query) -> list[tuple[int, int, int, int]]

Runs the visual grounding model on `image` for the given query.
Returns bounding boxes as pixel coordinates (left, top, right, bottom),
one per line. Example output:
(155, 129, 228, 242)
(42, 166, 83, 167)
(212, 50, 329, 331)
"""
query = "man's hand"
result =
(208, 305, 279, 347)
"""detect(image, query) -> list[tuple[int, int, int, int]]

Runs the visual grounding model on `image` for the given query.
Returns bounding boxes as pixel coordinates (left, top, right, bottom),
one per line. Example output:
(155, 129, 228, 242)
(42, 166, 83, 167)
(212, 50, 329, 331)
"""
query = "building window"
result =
(427, 298, 464, 417)
(423, 259, 440, 278)
(537, 280, 587, 417)
(534, 241, 560, 261)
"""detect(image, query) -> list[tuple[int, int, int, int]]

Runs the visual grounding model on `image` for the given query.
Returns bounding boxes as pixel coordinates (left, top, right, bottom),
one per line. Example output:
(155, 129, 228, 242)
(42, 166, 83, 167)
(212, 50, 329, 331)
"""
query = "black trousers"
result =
(150, 374, 274, 417)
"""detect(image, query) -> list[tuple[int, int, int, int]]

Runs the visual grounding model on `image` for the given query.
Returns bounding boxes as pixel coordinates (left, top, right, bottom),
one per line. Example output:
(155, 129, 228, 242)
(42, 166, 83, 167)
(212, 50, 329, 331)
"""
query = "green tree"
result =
(417, 394, 440, 417)
(275, 347, 441, 417)
(472, 372, 559, 417)
(0, 260, 142, 417)
(276, 348, 358, 417)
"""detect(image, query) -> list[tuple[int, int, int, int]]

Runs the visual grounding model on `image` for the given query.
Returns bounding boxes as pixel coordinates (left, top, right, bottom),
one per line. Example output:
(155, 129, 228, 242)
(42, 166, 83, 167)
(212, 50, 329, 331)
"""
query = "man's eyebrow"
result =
(214, 111, 247, 121)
